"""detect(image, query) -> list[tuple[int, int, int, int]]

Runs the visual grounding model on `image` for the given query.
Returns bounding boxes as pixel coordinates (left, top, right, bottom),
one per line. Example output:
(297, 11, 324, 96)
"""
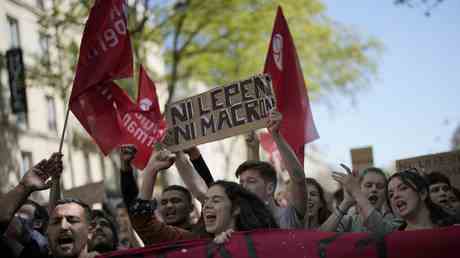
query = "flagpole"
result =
(48, 106, 70, 214)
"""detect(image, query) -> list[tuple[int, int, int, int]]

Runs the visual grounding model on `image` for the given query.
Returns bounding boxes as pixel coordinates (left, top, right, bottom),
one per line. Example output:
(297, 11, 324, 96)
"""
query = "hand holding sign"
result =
(267, 110, 282, 134)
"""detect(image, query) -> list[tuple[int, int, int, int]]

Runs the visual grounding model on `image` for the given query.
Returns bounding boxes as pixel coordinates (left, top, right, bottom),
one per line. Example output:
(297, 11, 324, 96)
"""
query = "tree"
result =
(30, 0, 381, 104)
(26, 0, 383, 181)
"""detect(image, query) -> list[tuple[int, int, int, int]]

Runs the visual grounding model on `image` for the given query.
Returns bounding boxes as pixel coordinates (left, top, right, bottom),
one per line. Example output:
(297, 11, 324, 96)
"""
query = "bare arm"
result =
(184, 147, 214, 187)
(175, 151, 207, 203)
(0, 154, 62, 233)
(269, 111, 307, 218)
(245, 131, 260, 161)
(139, 149, 175, 200)
(318, 188, 355, 232)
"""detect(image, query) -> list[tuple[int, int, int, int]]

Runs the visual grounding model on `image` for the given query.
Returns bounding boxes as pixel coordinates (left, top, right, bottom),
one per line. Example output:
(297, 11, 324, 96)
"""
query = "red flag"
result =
(70, 82, 127, 154)
(114, 66, 166, 169)
(263, 6, 319, 166)
(70, 0, 133, 101)
(69, 0, 133, 155)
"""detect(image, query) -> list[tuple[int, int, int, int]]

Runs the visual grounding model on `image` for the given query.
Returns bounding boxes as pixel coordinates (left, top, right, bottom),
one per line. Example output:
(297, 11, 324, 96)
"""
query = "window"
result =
(84, 152, 93, 181)
(20, 151, 33, 177)
(46, 95, 57, 131)
(17, 112, 29, 129)
(7, 16, 20, 48)
(36, 0, 45, 10)
(39, 33, 50, 67)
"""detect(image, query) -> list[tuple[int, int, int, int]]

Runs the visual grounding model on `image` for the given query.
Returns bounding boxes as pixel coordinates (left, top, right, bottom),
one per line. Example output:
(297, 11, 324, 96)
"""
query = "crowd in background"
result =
(1, 111, 459, 258)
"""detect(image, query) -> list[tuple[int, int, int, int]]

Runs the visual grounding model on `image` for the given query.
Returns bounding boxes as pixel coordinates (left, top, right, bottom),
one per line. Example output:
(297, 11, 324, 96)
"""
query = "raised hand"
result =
(145, 149, 176, 173)
(267, 110, 282, 134)
(183, 146, 201, 160)
(119, 144, 137, 171)
(332, 164, 361, 197)
(19, 152, 63, 193)
(245, 130, 259, 148)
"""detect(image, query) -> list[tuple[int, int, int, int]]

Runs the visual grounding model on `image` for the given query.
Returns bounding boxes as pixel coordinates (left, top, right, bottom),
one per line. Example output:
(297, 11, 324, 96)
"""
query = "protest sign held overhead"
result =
(396, 150, 460, 188)
(163, 74, 276, 152)
(264, 6, 319, 166)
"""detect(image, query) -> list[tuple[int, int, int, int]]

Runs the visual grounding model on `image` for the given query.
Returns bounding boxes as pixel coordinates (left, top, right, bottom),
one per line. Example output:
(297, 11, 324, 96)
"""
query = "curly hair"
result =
(211, 180, 279, 231)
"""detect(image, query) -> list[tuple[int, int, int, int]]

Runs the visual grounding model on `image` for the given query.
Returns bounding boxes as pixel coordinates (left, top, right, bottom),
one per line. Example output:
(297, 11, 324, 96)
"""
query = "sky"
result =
(310, 0, 460, 170)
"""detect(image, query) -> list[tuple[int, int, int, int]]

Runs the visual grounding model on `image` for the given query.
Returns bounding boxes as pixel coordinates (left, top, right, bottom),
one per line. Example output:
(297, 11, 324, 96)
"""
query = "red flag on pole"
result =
(114, 65, 166, 169)
(71, 82, 127, 154)
(263, 6, 319, 165)
(69, 0, 133, 154)
(70, 0, 132, 101)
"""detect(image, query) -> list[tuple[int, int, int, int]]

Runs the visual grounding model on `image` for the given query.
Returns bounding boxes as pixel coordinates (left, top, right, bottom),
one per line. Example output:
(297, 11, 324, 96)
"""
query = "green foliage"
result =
(29, 0, 382, 105)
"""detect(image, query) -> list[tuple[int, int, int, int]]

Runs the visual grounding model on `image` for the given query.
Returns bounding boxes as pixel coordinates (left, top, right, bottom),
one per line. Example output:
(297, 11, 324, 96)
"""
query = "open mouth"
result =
(205, 214, 217, 224)
(395, 200, 407, 213)
(368, 195, 378, 204)
(57, 236, 74, 249)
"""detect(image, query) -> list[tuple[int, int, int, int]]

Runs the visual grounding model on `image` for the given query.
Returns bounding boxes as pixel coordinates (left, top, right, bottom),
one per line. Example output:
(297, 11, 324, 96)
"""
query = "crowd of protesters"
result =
(1, 111, 459, 258)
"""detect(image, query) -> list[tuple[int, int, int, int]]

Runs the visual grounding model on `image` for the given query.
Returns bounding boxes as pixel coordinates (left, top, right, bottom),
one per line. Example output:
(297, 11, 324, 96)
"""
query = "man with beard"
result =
(47, 198, 94, 258)
(87, 210, 118, 254)
(321, 166, 403, 233)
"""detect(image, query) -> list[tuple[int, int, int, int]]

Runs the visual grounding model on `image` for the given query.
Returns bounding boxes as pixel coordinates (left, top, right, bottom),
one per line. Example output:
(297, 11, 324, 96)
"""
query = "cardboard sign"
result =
(163, 74, 276, 151)
(396, 150, 460, 189)
(63, 181, 106, 206)
(350, 146, 374, 173)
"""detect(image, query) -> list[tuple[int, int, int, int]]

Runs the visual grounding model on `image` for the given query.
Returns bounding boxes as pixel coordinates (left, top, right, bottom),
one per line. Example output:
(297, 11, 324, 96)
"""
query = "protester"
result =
(88, 210, 118, 254)
(0, 153, 62, 258)
(387, 169, 454, 230)
(119, 146, 203, 245)
(236, 111, 307, 229)
(321, 165, 402, 233)
(304, 178, 331, 229)
(426, 172, 454, 214)
(4, 200, 50, 257)
(47, 198, 92, 258)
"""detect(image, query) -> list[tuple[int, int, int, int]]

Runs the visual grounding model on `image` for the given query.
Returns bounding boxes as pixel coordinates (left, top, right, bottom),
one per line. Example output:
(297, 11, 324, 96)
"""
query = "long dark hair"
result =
(305, 178, 331, 224)
(386, 169, 452, 226)
(211, 180, 279, 231)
